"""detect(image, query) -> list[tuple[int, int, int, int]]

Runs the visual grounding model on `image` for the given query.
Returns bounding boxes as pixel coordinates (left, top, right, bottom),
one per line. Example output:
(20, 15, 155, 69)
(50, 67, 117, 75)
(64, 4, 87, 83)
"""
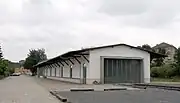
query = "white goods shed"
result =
(35, 44, 166, 84)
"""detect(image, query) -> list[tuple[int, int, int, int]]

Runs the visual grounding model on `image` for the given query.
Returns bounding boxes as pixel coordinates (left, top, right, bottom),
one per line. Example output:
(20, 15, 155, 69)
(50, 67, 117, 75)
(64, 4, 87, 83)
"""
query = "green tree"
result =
(138, 44, 155, 63)
(0, 46, 8, 76)
(23, 48, 47, 75)
(174, 47, 180, 75)
(141, 44, 154, 51)
(0, 45, 3, 59)
(0, 60, 8, 75)
(153, 48, 166, 66)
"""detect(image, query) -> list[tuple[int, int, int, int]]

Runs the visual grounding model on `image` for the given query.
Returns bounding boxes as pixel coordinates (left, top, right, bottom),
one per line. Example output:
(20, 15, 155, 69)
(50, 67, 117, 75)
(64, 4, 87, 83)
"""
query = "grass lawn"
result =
(151, 77, 180, 83)
(0, 75, 4, 80)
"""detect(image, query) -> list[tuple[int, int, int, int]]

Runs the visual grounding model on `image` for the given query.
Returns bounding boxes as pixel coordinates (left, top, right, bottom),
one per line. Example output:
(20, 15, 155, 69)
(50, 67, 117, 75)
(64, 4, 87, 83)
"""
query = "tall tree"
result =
(141, 44, 154, 51)
(0, 45, 8, 76)
(174, 47, 180, 75)
(138, 44, 155, 52)
(23, 48, 47, 75)
(153, 48, 166, 66)
(138, 44, 155, 62)
(0, 46, 3, 59)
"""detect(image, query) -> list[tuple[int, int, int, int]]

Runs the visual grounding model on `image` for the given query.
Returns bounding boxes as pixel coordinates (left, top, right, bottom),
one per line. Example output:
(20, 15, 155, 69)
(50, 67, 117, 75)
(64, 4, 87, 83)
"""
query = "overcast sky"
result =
(1, 0, 180, 62)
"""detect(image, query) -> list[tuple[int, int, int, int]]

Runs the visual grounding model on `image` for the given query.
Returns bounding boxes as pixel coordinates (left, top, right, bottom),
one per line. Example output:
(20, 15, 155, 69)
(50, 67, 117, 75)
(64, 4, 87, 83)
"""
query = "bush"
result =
(0, 75, 4, 80)
(8, 68, 14, 74)
(151, 67, 159, 77)
(151, 64, 176, 78)
(0, 59, 8, 76)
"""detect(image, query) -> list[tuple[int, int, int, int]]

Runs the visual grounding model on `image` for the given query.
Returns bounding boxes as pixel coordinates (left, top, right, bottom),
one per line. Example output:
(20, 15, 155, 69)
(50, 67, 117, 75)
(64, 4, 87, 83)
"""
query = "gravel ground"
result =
(0, 75, 61, 103)
(58, 88, 180, 103)
(35, 78, 137, 91)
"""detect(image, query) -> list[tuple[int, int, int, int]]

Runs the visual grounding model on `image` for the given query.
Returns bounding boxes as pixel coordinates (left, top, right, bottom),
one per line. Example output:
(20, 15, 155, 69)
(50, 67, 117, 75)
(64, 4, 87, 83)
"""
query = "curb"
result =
(116, 84, 147, 89)
(49, 91, 68, 102)
(116, 83, 180, 90)
(104, 88, 127, 91)
(135, 83, 180, 91)
(70, 88, 94, 92)
(70, 88, 129, 92)
(132, 85, 147, 89)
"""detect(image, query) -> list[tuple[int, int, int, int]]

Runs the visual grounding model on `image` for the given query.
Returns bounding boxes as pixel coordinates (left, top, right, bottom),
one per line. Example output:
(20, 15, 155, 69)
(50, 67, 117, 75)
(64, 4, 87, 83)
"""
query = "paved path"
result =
(35, 77, 137, 91)
(58, 89, 180, 103)
(35, 78, 180, 103)
(0, 75, 61, 103)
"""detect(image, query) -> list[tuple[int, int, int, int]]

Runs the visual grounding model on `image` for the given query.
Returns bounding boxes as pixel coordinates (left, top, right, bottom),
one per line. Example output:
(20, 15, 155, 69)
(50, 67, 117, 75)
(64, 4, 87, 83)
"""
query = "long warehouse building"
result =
(34, 43, 165, 84)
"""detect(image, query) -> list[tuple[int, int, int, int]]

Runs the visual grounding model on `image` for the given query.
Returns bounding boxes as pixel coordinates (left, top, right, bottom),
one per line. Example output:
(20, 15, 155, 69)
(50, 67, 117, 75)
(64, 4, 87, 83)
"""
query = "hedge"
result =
(151, 64, 177, 78)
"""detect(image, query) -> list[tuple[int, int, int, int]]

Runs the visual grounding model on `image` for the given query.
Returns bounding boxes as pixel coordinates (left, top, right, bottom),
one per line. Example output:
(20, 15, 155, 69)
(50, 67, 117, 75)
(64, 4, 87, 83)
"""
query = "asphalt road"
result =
(58, 89, 180, 103)
(33, 77, 180, 103)
(0, 75, 61, 103)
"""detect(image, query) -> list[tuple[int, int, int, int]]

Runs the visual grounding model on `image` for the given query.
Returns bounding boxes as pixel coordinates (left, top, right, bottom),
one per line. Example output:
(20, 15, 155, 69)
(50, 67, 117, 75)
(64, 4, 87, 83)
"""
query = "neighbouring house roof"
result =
(153, 42, 177, 50)
(34, 43, 167, 67)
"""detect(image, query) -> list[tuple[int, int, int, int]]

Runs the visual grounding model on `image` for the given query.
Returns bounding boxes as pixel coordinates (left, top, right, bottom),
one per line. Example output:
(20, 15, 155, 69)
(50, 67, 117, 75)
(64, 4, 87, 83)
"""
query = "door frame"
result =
(100, 56, 144, 84)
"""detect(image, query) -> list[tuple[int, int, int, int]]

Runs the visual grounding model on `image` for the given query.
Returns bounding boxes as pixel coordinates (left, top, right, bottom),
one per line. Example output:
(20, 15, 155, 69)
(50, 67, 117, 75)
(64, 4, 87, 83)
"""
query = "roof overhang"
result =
(148, 51, 167, 59)
(34, 43, 167, 67)
(34, 50, 90, 67)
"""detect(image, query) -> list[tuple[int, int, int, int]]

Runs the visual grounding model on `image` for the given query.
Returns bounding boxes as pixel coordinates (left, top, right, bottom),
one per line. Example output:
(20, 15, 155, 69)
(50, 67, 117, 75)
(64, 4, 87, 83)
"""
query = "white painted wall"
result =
(43, 68, 47, 76)
(42, 60, 80, 79)
(77, 56, 89, 79)
(89, 45, 150, 84)
(48, 68, 50, 76)
(41, 45, 150, 84)
(43, 58, 84, 83)
(70, 58, 81, 78)
(61, 57, 89, 79)
(56, 67, 60, 77)
(51, 67, 55, 76)
(63, 66, 70, 77)
(47, 77, 81, 83)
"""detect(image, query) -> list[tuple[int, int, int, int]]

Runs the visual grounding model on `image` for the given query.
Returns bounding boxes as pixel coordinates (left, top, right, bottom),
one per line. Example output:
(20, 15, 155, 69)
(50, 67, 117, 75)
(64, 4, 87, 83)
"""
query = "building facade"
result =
(153, 42, 177, 64)
(35, 44, 164, 84)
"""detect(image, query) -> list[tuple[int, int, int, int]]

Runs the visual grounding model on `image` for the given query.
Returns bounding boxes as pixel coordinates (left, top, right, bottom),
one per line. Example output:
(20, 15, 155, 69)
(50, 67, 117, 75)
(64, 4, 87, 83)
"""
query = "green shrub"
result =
(8, 68, 14, 74)
(151, 64, 176, 78)
(0, 75, 4, 80)
(151, 67, 159, 77)
(171, 76, 180, 82)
